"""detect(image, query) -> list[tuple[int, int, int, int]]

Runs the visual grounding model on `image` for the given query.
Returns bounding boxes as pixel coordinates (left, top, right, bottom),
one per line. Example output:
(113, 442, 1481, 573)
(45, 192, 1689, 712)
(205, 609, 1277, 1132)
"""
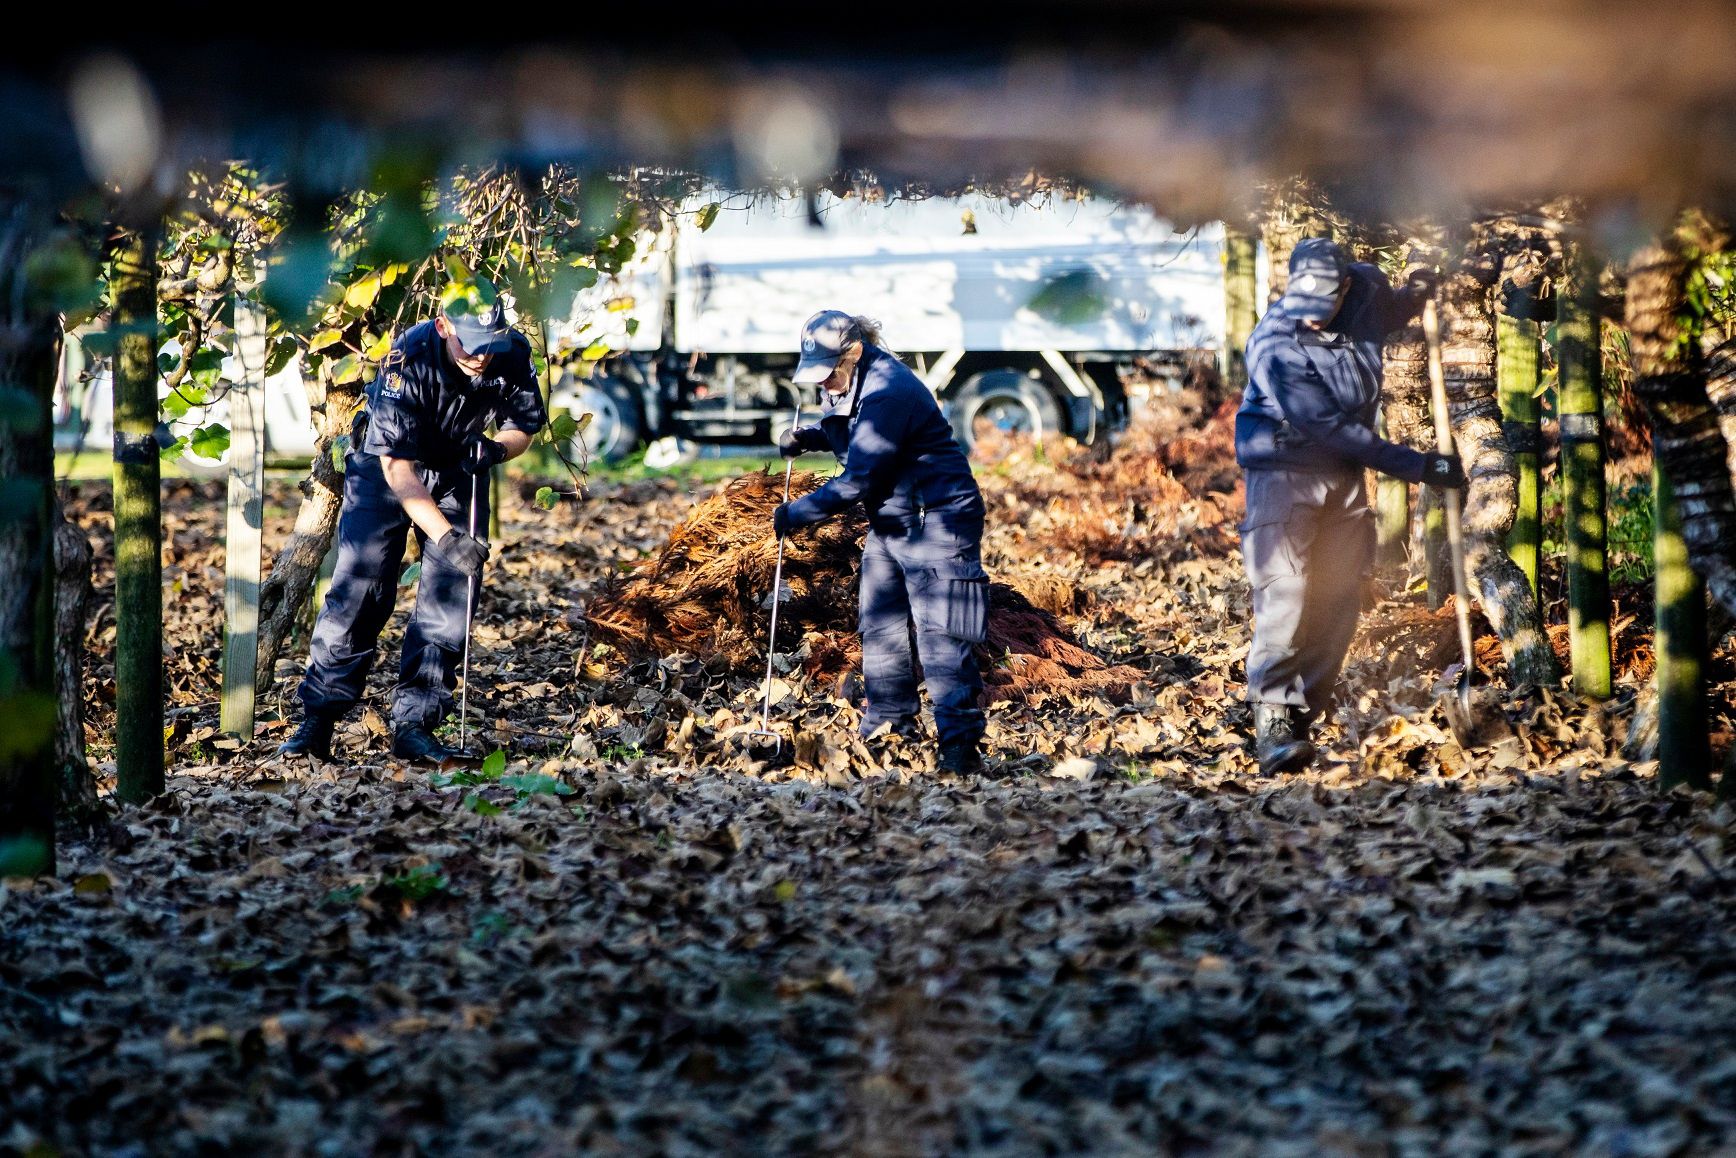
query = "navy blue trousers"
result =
(858, 522, 988, 747)
(298, 453, 488, 729)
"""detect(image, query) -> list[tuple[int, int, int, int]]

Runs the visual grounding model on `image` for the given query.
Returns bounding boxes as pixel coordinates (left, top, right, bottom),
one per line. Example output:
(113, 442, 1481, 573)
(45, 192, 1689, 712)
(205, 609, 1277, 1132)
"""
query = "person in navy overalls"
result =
(279, 279, 547, 764)
(773, 311, 991, 774)
(1235, 239, 1464, 775)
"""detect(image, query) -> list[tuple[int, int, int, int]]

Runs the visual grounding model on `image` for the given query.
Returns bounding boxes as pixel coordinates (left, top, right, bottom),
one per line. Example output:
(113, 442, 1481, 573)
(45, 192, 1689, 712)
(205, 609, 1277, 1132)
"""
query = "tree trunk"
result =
(110, 226, 165, 804)
(1439, 260, 1560, 685)
(1223, 224, 1259, 390)
(1700, 329, 1736, 487)
(1653, 461, 1712, 790)
(1625, 224, 1736, 624)
(1382, 249, 1445, 587)
(0, 211, 62, 876)
(1374, 416, 1410, 572)
(255, 377, 362, 692)
(1497, 315, 1542, 601)
(54, 500, 96, 821)
(1557, 237, 1612, 699)
(1257, 178, 1355, 303)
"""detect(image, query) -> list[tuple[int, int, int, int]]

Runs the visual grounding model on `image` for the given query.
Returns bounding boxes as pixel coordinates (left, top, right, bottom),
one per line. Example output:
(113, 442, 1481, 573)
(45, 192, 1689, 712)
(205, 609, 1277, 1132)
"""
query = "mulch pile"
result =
(585, 471, 1143, 706)
(981, 398, 1245, 567)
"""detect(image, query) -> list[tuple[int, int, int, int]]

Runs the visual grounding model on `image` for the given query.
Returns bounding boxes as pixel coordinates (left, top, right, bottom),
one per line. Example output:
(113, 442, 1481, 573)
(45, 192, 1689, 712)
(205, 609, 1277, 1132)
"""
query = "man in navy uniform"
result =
(774, 310, 991, 775)
(278, 278, 547, 764)
(1236, 238, 1465, 775)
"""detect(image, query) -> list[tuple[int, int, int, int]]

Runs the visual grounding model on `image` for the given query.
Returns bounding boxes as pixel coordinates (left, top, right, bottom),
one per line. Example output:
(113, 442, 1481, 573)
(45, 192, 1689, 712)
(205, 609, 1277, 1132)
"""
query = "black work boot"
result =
(392, 723, 458, 764)
(1253, 704, 1316, 776)
(937, 738, 987, 776)
(277, 714, 336, 760)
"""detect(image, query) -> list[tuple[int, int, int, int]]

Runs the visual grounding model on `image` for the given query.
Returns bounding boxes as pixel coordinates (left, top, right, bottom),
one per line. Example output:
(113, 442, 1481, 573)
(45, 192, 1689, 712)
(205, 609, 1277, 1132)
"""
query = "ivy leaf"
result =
(549, 413, 580, 443)
(344, 273, 383, 311)
(463, 793, 505, 817)
(265, 334, 300, 377)
(481, 749, 507, 779)
(307, 328, 346, 353)
(500, 773, 574, 797)
(695, 202, 721, 232)
(159, 436, 187, 463)
(189, 347, 227, 390)
(580, 340, 611, 361)
(535, 486, 560, 511)
(329, 354, 364, 385)
(188, 423, 231, 461)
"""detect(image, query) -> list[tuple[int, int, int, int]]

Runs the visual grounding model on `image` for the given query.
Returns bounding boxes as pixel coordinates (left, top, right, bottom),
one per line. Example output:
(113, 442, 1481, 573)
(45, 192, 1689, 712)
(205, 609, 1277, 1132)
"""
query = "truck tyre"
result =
(572, 373, 645, 464)
(948, 369, 1065, 456)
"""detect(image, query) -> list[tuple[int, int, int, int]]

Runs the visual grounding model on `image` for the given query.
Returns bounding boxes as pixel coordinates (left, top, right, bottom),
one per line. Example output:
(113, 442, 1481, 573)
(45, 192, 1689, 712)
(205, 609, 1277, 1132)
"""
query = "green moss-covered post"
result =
(1653, 460, 1711, 790)
(0, 215, 62, 878)
(1375, 414, 1409, 569)
(1223, 224, 1259, 391)
(109, 226, 165, 803)
(1497, 315, 1541, 601)
(1556, 239, 1611, 698)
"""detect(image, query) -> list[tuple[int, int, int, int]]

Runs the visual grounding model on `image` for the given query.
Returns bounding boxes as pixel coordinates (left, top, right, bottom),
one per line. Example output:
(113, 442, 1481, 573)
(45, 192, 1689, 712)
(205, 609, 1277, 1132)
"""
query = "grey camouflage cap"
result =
(1282, 237, 1349, 324)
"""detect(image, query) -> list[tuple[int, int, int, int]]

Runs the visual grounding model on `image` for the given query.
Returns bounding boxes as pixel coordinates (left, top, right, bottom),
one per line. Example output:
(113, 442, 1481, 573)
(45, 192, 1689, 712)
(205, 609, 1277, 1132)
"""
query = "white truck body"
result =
(669, 192, 1226, 356)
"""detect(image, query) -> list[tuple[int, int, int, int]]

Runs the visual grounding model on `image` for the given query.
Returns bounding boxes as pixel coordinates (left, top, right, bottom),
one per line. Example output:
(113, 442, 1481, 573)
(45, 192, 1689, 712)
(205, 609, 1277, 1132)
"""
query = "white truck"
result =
(557, 191, 1229, 461)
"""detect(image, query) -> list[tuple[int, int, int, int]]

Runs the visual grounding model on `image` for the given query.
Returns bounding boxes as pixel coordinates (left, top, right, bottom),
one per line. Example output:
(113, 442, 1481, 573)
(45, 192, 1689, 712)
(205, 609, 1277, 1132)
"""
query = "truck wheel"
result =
(572, 374, 645, 464)
(948, 370, 1065, 456)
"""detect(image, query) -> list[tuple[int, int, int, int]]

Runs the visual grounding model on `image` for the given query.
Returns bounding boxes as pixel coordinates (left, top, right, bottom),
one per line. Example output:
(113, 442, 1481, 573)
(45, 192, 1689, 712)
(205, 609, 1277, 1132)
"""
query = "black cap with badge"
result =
(792, 309, 862, 385)
(439, 276, 514, 356)
(1282, 237, 1350, 325)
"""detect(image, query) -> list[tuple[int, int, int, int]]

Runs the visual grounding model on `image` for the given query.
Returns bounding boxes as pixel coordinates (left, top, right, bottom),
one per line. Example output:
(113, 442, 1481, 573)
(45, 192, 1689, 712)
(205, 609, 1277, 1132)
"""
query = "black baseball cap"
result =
(792, 310, 861, 384)
(439, 277, 514, 356)
(1282, 238, 1349, 324)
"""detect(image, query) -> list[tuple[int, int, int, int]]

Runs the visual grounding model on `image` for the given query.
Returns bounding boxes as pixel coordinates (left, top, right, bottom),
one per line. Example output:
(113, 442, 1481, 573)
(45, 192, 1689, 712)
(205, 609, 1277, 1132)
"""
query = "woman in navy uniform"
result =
(774, 311, 990, 774)
(279, 279, 546, 764)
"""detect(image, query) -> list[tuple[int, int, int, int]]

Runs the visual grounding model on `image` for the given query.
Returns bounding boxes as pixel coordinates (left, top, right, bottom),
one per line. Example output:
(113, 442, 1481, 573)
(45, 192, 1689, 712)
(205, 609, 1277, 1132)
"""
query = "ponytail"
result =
(851, 315, 889, 356)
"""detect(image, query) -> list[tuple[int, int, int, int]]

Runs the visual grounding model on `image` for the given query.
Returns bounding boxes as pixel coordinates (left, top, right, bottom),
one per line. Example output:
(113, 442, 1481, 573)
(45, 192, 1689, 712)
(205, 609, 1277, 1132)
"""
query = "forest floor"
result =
(6, 397, 1736, 1156)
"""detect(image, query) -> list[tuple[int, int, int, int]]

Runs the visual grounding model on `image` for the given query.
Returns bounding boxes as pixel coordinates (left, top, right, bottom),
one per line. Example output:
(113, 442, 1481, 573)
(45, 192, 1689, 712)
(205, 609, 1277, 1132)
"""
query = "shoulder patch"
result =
(380, 370, 405, 400)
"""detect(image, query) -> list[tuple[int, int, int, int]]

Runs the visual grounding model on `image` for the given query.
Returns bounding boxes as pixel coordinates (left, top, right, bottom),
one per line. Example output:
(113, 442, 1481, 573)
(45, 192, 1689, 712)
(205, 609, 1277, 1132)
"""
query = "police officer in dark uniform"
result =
(278, 279, 548, 763)
(1236, 238, 1466, 775)
(773, 310, 991, 775)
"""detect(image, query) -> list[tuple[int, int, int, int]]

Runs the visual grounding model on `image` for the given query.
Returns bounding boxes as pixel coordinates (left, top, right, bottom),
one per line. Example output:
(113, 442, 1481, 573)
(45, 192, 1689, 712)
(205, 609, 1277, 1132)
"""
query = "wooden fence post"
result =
(220, 288, 267, 739)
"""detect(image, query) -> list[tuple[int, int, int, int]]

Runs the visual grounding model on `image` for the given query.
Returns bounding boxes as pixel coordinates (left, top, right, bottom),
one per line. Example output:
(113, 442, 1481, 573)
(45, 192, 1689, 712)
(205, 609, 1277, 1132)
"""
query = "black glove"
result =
(437, 528, 491, 576)
(1406, 268, 1441, 299)
(773, 503, 795, 540)
(462, 436, 509, 475)
(777, 428, 805, 459)
(1420, 452, 1467, 490)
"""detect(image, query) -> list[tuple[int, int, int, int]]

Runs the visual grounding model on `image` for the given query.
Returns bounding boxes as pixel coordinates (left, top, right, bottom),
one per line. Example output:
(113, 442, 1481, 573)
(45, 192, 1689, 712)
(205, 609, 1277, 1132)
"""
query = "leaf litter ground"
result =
(9, 401, 1736, 1155)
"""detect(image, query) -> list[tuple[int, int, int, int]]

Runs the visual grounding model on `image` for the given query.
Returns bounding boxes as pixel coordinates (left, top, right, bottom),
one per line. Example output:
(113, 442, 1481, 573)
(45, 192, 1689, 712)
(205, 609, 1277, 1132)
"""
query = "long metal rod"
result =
(757, 401, 802, 737)
(1423, 299, 1476, 713)
(460, 466, 480, 752)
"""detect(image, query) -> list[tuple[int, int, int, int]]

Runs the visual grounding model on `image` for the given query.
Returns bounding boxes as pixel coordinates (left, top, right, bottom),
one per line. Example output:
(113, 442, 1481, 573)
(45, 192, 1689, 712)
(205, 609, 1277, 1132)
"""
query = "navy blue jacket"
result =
(782, 345, 984, 533)
(361, 320, 547, 485)
(1235, 264, 1428, 481)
